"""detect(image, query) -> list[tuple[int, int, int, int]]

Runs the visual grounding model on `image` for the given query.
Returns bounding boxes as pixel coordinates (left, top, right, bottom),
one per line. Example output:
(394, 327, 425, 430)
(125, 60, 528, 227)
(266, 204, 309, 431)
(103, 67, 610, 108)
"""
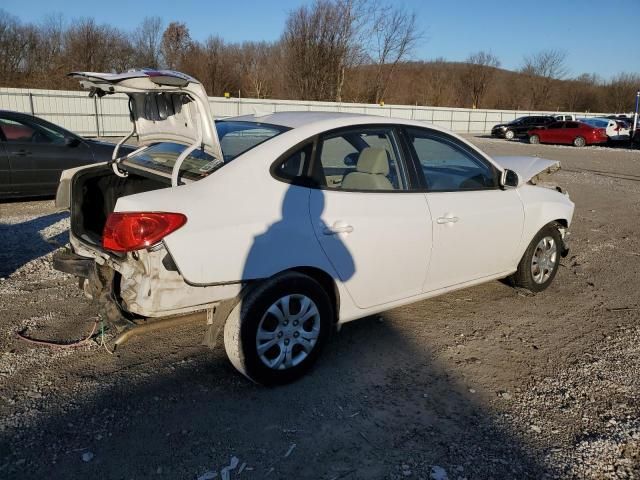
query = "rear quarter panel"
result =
(114, 142, 339, 287)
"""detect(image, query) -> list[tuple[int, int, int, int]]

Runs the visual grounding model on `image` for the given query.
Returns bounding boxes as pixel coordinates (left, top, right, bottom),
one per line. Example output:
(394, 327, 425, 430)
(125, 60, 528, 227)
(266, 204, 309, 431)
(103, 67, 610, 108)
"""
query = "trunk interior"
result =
(71, 166, 167, 246)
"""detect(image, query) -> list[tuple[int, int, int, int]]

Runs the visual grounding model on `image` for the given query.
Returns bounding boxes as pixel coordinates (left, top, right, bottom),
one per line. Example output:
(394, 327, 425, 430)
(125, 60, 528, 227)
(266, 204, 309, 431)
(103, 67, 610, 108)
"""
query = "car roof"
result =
(228, 111, 402, 129)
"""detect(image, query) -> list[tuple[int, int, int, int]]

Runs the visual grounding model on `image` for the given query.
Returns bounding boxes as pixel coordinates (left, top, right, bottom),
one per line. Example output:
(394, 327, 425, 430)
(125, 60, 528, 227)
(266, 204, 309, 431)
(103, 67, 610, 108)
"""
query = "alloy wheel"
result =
(531, 236, 557, 284)
(255, 294, 321, 370)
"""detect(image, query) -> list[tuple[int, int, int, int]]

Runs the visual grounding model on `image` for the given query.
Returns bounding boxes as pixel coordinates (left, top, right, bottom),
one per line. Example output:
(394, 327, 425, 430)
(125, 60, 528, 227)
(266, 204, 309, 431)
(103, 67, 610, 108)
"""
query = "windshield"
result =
(123, 120, 289, 181)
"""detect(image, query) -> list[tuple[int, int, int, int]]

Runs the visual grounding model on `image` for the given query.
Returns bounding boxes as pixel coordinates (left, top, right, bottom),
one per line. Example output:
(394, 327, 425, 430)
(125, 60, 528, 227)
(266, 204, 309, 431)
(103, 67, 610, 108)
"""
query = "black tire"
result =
(529, 134, 540, 144)
(505, 129, 515, 140)
(573, 136, 586, 147)
(510, 224, 563, 293)
(223, 271, 333, 385)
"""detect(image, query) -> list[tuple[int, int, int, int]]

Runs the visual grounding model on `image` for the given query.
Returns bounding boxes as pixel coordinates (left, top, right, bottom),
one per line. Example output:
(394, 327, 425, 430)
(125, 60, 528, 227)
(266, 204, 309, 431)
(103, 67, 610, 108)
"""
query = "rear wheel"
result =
(529, 134, 540, 144)
(510, 224, 562, 293)
(223, 272, 333, 385)
(505, 130, 515, 140)
(573, 136, 586, 147)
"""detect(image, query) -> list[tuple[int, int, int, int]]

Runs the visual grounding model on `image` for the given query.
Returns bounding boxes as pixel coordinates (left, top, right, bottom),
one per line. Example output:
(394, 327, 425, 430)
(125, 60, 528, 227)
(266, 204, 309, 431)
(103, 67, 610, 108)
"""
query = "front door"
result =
(403, 127, 524, 291)
(309, 125, 432, 309)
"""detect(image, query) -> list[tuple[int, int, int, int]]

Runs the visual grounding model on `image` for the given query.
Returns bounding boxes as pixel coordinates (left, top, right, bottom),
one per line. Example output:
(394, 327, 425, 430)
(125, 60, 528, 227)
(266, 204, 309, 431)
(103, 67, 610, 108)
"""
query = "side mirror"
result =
(65, 136, 80, 147)
(500, 169, 519, 189)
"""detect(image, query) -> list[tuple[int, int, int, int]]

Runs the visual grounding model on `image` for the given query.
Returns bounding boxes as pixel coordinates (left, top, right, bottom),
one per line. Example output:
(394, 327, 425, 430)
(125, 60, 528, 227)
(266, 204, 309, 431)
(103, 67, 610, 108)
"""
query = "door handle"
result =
(323, 222, 354, 235)
(15, 150, 31, 157)
(436, 216, 459, 224)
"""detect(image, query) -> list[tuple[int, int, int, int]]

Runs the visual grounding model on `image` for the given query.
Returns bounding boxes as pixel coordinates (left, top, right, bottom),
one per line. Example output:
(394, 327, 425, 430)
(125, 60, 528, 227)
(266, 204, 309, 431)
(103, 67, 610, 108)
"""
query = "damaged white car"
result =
(54, 70, 574, 385)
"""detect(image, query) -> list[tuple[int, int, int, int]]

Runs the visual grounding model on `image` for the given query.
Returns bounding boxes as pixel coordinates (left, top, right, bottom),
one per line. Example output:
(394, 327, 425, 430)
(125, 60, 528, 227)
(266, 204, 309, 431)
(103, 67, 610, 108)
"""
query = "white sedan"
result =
(54, 70, 574, 385)
(579, 117, 630, 141)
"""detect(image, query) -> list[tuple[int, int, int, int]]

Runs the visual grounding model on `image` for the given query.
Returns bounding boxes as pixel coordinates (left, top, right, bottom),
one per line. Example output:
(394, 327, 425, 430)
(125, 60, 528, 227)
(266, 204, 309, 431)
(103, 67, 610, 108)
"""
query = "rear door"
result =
(309, 125, 432, 309)
(404, 127, 524, 291)
(0, 115, 92, 196)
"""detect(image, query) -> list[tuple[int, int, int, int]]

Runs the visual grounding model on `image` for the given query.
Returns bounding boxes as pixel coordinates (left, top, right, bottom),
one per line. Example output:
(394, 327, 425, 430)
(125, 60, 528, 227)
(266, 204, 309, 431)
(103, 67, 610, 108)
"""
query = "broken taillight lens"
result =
(103, 212, 187, 252)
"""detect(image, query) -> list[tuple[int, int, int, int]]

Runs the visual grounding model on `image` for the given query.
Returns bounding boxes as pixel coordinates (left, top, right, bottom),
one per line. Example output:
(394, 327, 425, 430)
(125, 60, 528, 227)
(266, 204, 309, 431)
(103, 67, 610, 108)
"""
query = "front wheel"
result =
(573, 136, 586, 147)
(529, 134, 540, 144)
(223, 272, 333, 385)
(510, 225, 562, 293)
(505, 130, 515, 140)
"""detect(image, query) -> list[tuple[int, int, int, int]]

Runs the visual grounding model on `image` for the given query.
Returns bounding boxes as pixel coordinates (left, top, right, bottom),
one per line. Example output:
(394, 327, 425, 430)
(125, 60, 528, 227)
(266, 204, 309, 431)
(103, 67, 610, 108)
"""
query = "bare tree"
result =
(239, 41, 281, 98)
(134, 17, 163, 68)
(161, 22, 191, 70)
(521, 49, 568, 109)
(65, 18, 135, 72)
(606, 72, 640, 113)
(459, 51, 500, 109)
(282, 0, 365, 101)
(415, 58, 457, 107)
(201, 36, 232, 95)
(0, 10, 32, 84)
(366, 4, 421, 103)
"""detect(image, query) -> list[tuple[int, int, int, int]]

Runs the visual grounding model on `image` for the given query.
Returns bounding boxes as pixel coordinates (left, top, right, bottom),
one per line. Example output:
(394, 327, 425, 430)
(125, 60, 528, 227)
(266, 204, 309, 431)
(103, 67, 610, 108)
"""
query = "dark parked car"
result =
(491, 115, 556, 140)
(527, 121, 608, 147)
(0, 110, 134, 199)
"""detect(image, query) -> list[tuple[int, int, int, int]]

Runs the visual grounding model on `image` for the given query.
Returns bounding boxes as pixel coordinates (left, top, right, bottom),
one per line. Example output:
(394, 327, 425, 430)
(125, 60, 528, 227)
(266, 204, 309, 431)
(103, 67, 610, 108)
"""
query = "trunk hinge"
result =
(110, 97, 137, 178)
(171, 107, 204, 187)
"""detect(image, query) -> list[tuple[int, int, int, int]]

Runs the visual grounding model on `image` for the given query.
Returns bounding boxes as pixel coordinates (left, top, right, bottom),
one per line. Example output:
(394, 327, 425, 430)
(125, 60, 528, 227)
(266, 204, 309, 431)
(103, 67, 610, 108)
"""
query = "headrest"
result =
(356, 147, 389, 175)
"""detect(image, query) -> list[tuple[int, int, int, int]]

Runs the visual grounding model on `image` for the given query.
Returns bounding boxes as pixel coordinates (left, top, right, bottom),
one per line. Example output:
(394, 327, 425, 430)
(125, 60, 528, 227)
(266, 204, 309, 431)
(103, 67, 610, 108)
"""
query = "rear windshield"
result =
(581, 118, 607, 128)
(123, 120, 288, 181)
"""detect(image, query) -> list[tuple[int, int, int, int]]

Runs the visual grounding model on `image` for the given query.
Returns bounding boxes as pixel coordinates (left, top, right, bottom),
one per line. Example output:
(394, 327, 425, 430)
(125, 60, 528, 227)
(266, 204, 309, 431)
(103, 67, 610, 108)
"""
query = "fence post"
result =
(484, 111, 488, 134)
(467, 110, 471, 133)
(93, 95, 100, 137)
(28, 92, 35, 116)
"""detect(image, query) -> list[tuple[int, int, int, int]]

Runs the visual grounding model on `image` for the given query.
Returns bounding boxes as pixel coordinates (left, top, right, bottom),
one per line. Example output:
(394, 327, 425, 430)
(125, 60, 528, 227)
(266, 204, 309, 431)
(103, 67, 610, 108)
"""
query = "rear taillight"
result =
(103, 212, 187, 252)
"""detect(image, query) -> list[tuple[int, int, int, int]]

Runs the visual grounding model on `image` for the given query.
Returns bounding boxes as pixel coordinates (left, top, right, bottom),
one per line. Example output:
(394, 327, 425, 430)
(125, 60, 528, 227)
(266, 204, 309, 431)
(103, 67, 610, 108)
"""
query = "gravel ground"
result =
(0, 136, 639, 479)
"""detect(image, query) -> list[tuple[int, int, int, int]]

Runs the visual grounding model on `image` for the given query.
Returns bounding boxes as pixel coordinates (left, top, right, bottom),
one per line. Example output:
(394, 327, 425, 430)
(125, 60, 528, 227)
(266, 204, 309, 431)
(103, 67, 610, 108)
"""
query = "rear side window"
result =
(406, 128, 498, 192)
(273, 143, 313, 182)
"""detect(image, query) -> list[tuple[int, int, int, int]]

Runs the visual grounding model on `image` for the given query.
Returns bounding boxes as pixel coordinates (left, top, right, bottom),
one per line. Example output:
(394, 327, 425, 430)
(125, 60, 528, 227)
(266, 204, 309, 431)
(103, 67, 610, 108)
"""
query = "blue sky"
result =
(4, 0, 638, 80)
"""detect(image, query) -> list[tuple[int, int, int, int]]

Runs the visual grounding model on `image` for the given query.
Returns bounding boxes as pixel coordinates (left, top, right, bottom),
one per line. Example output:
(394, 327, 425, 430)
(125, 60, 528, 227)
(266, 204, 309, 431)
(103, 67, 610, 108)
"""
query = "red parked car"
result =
(527, 121, 608, 147)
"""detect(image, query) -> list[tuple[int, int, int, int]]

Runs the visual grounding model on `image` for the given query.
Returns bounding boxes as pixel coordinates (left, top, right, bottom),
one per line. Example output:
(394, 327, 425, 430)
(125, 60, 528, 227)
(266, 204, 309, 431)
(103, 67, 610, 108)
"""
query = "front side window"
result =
(406, 128, 498, 192)
(315, 127, 406, 191)
(0, 117, 65, 144)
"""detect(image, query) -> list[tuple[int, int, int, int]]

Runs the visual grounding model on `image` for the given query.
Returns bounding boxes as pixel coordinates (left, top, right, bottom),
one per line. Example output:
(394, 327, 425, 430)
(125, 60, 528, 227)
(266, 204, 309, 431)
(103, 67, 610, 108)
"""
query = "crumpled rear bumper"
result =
(53, 249, 94, 278)
(54, 234, 241, 319)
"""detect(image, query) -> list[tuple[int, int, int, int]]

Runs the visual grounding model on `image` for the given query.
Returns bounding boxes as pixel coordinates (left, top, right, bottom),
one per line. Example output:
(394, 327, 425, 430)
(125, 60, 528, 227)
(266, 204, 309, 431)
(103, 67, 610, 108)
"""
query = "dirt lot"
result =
(1, 137, 639, 479)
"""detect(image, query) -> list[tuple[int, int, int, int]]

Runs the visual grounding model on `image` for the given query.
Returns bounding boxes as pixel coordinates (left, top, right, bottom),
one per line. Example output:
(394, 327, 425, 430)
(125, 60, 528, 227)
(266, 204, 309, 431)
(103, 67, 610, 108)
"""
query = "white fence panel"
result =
(0, 87, 612, 137)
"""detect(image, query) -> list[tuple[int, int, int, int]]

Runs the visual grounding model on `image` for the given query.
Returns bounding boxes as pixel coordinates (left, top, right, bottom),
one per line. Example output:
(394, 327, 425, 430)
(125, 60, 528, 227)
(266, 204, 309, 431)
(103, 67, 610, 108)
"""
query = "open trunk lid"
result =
(69, 70, 223, 161)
